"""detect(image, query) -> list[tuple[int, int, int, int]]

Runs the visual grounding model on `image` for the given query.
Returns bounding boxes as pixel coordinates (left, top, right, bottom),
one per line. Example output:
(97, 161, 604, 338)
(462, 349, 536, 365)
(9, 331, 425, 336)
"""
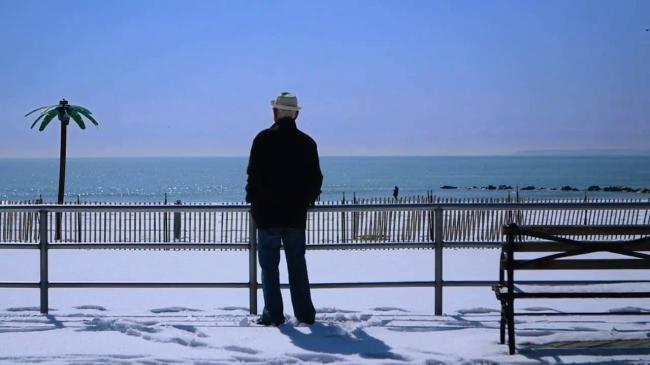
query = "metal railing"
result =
(1, 200, 650, 315)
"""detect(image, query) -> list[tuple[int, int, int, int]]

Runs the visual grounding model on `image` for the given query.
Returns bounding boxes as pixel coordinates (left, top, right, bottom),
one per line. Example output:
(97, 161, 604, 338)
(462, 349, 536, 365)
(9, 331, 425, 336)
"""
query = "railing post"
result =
(39, 210, 49, 314)
(173, 200, 182, 241)
(434, 207, 443, 315)
(76, 195, 82, 242)
(341, 193, 347, 243)
(341, 211, 347, 243)
(249, 213, 258, 315)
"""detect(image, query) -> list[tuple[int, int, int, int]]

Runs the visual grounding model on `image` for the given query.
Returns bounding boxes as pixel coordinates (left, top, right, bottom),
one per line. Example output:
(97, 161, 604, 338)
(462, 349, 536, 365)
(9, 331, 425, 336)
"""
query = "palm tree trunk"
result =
(55, 121, 67, 241)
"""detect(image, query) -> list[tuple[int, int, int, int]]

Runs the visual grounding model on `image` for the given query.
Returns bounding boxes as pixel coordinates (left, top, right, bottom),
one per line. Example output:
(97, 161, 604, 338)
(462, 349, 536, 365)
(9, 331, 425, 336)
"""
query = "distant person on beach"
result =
(393, 186, 399, 200)
(245, 92, 323, 326)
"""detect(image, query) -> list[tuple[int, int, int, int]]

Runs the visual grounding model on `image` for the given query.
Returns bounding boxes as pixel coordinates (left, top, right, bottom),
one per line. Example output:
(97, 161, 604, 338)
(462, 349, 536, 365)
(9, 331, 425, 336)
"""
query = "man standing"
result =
(246, 92, 323, 326)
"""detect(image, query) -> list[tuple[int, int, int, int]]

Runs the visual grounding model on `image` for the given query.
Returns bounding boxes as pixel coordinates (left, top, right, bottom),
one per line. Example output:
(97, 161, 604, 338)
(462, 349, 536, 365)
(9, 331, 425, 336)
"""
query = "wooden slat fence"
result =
(2, 196, 649, 248)
(0, 200, 40, 243)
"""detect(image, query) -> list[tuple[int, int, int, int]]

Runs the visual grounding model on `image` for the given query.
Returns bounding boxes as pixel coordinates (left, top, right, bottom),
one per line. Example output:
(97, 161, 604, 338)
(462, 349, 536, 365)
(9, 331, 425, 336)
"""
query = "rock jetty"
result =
(438, 184, 649, 193)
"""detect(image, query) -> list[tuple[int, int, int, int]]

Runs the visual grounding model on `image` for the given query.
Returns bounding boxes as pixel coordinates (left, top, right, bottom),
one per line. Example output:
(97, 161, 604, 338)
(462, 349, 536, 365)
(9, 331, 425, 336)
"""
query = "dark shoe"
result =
(255, 316, 285, 326)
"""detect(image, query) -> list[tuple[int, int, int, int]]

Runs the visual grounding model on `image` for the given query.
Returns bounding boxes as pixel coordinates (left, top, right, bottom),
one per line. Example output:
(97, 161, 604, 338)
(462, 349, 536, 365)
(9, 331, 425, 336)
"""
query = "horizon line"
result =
(2, 153, 650, 160)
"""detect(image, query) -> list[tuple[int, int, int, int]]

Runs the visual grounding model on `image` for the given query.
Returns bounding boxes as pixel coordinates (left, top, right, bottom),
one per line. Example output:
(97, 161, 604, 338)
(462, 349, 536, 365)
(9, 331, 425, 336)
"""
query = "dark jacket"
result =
(245, 117, 323, 228)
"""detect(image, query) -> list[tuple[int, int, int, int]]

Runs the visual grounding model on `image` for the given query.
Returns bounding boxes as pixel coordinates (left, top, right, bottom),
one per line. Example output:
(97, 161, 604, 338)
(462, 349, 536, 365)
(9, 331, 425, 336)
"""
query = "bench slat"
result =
(504, 292, 650, 299)
(507, 225, 650, 236)
(511, 241, 650, 252)
(512, 259, 650, 270)
(495, 281, 650, 293)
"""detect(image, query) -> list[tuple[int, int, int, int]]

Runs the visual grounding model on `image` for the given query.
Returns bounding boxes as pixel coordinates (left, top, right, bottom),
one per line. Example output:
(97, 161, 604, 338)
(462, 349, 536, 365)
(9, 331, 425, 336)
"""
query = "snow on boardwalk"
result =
(1, 306, 649, 364)
(2, 247, 650, 363)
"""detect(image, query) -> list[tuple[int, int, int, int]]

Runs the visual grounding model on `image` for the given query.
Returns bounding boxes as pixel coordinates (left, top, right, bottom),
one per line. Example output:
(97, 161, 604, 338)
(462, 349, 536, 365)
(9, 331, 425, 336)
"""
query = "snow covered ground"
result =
(1, 249, 649, 364)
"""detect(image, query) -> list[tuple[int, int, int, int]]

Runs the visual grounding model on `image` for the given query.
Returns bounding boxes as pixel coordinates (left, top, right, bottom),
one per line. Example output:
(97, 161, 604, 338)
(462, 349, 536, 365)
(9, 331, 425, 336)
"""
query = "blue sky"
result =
(1, 0, 648, 157)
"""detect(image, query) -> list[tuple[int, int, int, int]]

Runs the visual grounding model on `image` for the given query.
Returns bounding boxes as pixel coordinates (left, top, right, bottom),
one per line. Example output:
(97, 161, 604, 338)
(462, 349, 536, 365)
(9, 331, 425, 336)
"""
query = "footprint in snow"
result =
(523, 307, 562, 313)
(316, 307, 358, 314)
(219, 306, 249, 312)
(171, 324, 208, 338)
(6, 307, 57, 312)
(224, 345, 260, 355)
(289, 353, 344, 363)
(457, 307, 500, 315)
(74, 305, 107, 311)
(150, 306, 202, 313)
(372, 307, 408, 312)
(609, 306, 650, 313)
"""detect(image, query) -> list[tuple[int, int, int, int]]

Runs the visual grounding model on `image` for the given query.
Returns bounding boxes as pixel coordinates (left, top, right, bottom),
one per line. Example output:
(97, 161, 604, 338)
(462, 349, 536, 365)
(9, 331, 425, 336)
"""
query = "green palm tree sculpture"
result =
(25, 99, 99, 240)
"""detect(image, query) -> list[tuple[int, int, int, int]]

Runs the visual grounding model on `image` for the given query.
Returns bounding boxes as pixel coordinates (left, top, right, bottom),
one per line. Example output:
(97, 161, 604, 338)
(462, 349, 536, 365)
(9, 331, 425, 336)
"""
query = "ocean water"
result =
(1, 156, 649, 203)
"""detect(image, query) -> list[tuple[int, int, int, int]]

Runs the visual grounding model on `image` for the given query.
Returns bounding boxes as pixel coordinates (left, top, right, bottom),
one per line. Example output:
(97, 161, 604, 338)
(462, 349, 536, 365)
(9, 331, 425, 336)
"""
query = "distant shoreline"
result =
(515, 149, 650, 157)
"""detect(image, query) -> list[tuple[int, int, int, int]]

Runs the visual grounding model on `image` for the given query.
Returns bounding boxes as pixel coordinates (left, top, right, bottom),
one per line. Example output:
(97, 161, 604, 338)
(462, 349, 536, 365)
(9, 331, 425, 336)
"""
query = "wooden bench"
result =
(493, 223, 650, 354)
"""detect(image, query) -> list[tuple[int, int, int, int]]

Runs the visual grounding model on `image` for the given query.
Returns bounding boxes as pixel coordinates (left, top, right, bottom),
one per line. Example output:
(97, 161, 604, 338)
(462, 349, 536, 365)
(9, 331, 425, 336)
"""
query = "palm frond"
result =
(70, 105, 91, 114)
(68, 109, 86, 129)
(24, 105, 54, 117)
(27, 106, 56, 129)
(30, 113, 47, 129)
(38, 109, 59, 131)
(28, 103, 98, 131)
(74, 107, 99, 126)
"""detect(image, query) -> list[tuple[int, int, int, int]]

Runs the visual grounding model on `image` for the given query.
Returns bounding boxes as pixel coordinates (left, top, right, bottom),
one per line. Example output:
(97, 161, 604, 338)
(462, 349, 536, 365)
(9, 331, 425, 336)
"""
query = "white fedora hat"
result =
(270, 92, 301, 111)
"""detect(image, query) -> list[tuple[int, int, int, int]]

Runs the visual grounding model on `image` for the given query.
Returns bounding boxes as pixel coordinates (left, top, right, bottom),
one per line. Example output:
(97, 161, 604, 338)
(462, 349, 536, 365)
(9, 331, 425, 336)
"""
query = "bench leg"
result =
(499, 299, 505, 344)
(507, 298, 515, 354)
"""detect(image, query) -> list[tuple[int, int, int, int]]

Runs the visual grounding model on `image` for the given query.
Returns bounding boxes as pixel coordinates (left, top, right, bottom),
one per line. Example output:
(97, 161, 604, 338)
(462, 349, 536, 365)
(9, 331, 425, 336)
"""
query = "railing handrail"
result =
(1, 201, 650, 212)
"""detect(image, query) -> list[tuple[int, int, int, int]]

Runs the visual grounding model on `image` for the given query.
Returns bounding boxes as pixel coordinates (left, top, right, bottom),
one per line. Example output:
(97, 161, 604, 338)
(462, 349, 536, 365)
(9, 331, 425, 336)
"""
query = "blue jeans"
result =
(258, 228, 315, 323)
